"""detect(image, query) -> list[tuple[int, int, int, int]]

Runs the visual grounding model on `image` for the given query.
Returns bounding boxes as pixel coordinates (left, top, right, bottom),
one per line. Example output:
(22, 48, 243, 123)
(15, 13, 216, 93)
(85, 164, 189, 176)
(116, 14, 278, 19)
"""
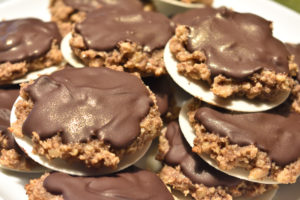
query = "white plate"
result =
(1, 0, 300, 199)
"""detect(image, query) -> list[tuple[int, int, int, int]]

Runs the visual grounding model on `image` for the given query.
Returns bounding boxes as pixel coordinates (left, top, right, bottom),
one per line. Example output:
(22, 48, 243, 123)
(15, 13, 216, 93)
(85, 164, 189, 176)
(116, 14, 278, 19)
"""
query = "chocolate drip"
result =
(286, 43, 300, 81)
(143, 76, 173, 116)
(63, 0, 142, 12)
(0, 87, 19, 150)
(44, 169, 174, 200)
(22, 68, 152, 148)
(173, 7, 289, 80)
(164, 122, 241, 187)
(195, 106, 300, 166)
(75, 9, 174, 52)
(0, 18, 61, 64)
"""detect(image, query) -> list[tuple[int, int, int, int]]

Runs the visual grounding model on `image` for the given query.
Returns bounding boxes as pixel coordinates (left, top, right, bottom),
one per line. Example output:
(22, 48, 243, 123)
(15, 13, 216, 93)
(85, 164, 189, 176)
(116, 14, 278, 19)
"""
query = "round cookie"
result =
(0, 18, 62, 84)
(11, 67, 162, 173)
(0, 86, 35, 171)
(25, 168, 174, 200)
(157, 121, 276, 199)
(49, 0, 143, 36)
(169, 7, 295, 100)
(69, 8, 174, 76)
(187, 99, 300, 184)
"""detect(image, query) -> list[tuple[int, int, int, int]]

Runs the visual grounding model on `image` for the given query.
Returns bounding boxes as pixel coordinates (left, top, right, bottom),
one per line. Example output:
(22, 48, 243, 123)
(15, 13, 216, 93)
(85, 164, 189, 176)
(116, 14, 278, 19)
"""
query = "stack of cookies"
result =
(160, 5, 300, 200)
(0, 0, 300, 200)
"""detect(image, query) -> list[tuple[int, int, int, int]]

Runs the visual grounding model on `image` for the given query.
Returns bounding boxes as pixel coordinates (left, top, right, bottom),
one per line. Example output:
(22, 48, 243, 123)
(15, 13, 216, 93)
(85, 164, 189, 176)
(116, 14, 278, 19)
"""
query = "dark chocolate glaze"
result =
(143, 76, 173, 116)
(164, 121, 241, 187)
(286, 43, 300, 81)
(63, 0, 142, 12)
(195, 106, 300, 166)
(0, 18, 61, 64)
(22, 67, 153, 148)
(44, 169, 174, 200)
(0, 86, 19, 150)
(97, 0, 143, 10)
(172, 7, 289, 80)
(63, 0, 102, 12)
(75, 9, 174, 52)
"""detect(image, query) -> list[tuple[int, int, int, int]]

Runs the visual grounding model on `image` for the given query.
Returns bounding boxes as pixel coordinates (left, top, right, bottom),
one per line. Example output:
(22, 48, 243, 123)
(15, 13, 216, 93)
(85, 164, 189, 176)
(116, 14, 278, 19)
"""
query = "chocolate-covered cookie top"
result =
(195, 105, 300, 166)
(173, 7, 289, 80)
(63, 0, 143, 12)
(44, 169, 174, 200)
(75, 9, 174, 52)
(22, 67, 153, 148)
(0, 86, 19, 150)
(0, 18, 61, 64)
(286, 43, 300, 81)
(163, 121, 241, 187)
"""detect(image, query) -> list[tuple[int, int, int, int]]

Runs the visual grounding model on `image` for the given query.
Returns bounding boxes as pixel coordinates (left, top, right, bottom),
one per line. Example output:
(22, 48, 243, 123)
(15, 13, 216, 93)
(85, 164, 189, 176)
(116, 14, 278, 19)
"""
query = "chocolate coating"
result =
(195, 106, 300, 166)
(286, 43, 300, 81)
(75, 9, 174, 52)
(0, 18, 61, 64)
(63, 0, 102, 12)
(63, 0, 143, 12)
(143, 76, 173, 116)
(22, 67, 153, 148)
(44, 169, 174, 200)
(0, 86, 19, 149)
(164, 121, 241, 187)
(173, 7, 289, 80)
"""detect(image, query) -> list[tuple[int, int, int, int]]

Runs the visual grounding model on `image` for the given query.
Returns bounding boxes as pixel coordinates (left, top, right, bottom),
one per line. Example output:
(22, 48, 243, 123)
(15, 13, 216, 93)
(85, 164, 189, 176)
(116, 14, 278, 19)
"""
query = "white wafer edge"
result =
(0, 163, 46, 174)
(164, 41, 290, 113)
(61, 33, 85, 69)
(135, 139, 162, 172)
(10, 96, 152, 176)
(9, 66, 60, 85)
(178, 99, 279, 184)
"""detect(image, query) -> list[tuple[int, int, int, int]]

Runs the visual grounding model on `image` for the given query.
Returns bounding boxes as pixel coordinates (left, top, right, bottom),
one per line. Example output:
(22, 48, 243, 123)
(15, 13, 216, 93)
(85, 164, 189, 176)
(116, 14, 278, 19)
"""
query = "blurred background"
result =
(274, 0, 300, 13)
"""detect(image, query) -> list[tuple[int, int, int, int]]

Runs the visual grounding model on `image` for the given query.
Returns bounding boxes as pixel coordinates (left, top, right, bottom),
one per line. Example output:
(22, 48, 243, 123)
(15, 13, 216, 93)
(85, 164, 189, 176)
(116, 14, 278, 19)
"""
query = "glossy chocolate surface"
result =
(97, 0, 142, 10)
(63, 0, 101, 12)
(63, 0, 143, 12)
(173, 7, 289, 80)
(164, 121, 241, 187)
(0, 18, 61, 63)
(195, 105, 300, 166)
(44, 169, 174, 200)
(22, 67, 152, 148)
(75, 9, 174, 52)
